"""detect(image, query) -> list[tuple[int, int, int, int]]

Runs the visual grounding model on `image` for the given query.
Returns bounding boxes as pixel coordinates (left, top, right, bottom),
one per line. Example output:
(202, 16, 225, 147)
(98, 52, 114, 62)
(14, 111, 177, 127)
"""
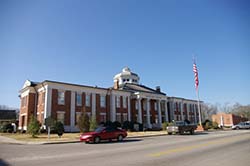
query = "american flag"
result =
(193, 61, 199, 90)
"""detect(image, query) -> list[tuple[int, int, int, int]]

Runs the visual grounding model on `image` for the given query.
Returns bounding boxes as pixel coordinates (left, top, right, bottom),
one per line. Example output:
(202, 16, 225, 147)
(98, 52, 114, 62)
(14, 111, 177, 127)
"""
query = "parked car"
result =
(80, 126, 127, 143)
(232, 121, 250, 130)
(166, 121, 197, 135)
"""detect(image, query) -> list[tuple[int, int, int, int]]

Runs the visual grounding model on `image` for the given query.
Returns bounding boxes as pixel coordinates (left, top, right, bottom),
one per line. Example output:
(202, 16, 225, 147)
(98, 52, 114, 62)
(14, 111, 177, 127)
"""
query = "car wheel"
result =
(117, 135, 123, 142)
(94, 137, 100, 143)
(168, 132, 172, 135)
(190, 130, 194, 135)
(236, 127, 240, 130)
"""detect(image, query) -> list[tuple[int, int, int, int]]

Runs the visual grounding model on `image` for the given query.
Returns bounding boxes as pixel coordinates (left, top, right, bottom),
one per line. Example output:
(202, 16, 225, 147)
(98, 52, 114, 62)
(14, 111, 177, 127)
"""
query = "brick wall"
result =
(51, 89, 71, 125)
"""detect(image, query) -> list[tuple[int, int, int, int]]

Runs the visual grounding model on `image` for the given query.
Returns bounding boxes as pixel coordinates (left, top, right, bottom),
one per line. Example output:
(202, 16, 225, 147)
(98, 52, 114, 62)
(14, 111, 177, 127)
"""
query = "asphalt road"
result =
(1, 130, 250, 166)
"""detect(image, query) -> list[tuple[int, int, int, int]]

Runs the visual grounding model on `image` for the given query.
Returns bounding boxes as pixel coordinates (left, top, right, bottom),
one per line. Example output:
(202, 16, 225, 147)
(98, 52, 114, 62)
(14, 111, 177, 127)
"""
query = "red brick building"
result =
(19, 67, 203, 132)
(212, 113, 248, 127)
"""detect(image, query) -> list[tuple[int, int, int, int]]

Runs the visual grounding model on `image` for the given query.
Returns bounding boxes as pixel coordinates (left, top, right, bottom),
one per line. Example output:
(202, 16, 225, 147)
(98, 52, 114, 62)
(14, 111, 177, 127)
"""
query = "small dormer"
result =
(113, 67, 140, 88)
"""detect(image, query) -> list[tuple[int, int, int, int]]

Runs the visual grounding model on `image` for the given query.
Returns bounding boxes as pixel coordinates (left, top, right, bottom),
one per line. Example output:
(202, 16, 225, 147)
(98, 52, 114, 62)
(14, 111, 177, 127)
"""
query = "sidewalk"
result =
(0, 131, 169, 145)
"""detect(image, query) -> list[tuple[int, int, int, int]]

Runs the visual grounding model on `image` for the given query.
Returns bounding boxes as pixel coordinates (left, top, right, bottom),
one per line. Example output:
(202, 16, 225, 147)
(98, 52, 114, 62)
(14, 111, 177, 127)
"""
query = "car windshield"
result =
(175, 121, 184, 126)
(94, 127, 105, 133)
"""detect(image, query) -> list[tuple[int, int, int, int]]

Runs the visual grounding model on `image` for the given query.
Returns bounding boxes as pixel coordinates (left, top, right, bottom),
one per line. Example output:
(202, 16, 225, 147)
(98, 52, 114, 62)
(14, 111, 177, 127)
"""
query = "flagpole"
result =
(193, 56, 202, 126)
(196, 88, 202, 126)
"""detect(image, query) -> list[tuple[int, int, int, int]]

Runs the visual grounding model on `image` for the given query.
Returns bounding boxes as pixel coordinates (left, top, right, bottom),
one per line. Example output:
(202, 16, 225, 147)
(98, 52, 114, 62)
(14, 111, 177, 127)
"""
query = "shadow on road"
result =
(0, 159, 10, 166)
(90, 138, 143, 144)
(169, 132, 209, 136)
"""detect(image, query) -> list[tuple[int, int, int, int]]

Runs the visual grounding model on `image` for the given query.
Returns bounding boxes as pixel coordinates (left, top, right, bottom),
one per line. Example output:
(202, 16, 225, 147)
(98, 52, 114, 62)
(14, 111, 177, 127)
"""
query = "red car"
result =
(80, 126, 127, 143)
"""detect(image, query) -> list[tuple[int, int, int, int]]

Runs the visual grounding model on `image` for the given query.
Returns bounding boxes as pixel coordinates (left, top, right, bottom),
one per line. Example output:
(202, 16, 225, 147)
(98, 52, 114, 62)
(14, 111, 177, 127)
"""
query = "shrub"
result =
(90, 115, 98, 131)
(162, 122, 169, 131)
(122, 121, 130, 130)
(212, 121, 219, 129)
(54, 121, 64, 138)
(27, 116, 40, 138)
(77, 112, 90, 133)
(113, 121, 122, 128)
(0, 123, 14, 133)
(104, 121, 113, 127)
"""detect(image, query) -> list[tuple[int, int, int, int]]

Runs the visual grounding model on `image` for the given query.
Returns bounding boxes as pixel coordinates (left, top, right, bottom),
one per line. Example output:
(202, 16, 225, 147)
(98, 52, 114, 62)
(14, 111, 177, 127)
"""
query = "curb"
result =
(1, 131, 214, 145)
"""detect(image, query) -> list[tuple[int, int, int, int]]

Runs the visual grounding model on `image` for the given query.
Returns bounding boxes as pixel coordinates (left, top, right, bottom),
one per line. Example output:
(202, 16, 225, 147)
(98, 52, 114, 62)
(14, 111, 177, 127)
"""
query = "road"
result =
(0, 130, 250, 166)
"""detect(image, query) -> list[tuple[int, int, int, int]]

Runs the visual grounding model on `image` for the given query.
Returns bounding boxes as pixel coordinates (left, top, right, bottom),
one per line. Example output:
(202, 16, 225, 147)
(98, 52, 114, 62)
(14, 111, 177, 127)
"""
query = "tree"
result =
(27, 116, 40, 138)
(202, 103, 219, 120)
(77, 112, 90, 133)
(90, 115, 98, 131)
(54, 121, 64, 138)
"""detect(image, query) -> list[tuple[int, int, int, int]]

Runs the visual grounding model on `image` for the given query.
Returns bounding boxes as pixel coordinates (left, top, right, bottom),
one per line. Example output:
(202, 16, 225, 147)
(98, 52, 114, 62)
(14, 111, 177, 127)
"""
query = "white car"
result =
(232, 121, 250, 130)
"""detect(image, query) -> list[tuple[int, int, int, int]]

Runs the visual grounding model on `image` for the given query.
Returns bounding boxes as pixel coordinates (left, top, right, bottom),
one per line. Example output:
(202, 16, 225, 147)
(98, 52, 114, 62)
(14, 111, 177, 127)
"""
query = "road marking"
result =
(149, 134, 250, 157)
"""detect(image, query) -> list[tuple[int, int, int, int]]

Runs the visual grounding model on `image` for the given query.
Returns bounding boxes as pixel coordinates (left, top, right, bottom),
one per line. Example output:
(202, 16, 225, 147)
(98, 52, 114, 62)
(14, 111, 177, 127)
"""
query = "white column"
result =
(127, 96, 131, 121)
(180, 102, 184, 121)
(91, 93, 96, 117)
(70, 91, 76, 131)
(137, 98, 142, 123)
(146, 99, 151, 128)
(111, 94, 116, 122)
(157, 100, 162, 125)
(44, 86, 52, 119)
(194, 104, 197, 124)
(164, 100, 169, 122)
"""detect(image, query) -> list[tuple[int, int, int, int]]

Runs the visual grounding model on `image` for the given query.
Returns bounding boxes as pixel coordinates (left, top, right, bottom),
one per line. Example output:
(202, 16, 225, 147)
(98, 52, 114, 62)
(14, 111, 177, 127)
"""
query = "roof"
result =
(120, 83, 166, 95)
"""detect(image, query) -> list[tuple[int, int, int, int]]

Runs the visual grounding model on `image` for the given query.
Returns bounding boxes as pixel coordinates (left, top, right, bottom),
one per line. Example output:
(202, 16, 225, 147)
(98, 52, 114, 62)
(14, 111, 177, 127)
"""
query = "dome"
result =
(122, 67, 131, 73)
(113, 67, 140, 86)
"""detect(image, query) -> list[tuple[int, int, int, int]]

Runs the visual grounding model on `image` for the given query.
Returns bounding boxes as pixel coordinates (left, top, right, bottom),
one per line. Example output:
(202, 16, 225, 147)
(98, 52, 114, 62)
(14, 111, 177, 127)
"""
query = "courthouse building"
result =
(19, 67, 203, 132)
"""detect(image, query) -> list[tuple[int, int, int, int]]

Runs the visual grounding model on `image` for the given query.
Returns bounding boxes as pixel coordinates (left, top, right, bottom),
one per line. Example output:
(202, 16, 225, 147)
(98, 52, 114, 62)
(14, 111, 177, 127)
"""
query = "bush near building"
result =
(89, 115, 98, 131)
(77, 112, 90, 133)
(27, 116, 40, 138)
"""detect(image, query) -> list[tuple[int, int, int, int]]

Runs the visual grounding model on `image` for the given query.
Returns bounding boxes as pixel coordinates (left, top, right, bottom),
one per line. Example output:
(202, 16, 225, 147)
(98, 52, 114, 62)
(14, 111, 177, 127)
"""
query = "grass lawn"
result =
(0, 130, 168, 143)
(0, 132, 80, 142)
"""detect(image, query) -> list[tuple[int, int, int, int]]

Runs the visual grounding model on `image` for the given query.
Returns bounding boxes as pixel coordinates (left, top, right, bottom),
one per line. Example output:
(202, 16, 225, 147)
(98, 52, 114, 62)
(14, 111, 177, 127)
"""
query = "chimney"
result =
(156, 86, 161, 92)
(114, 80, 119, 89)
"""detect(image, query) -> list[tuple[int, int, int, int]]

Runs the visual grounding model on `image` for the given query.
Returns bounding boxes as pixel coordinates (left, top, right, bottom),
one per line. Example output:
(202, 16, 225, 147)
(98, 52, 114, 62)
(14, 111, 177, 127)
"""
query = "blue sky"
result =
(1, 0, 249, 108)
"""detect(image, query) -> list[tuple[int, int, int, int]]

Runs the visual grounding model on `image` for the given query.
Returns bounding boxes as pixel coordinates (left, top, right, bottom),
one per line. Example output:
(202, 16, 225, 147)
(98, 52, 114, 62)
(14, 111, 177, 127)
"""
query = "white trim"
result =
(91, 93, 96, 116)
(157, 100, 162, 125)
(70, 91, 76, 131)
(137, 98, 142, 123)
(18, 126, 27, 130)
(111, 94, 116, 121)
(44, 85, 52, 119)
(20, 113, 27, 116)
(20, 89, 31, 98)
(127, 97, 131, 121)
(180, 102, 184, 121)
(57, 111, 66, 114)
(146, 99, 151, 128)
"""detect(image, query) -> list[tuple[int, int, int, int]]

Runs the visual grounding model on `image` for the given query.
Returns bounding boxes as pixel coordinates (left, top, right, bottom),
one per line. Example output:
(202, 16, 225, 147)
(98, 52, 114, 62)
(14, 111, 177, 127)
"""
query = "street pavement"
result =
(0, 130, 249, 166)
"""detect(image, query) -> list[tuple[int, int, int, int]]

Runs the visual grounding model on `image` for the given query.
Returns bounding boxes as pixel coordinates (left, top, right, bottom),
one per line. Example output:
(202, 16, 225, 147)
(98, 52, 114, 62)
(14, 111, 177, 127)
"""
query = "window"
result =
(57, 112, 65, 124)
(116, 96, 120, 108)
(75, 112, 81, 125)
(123, 113, 128, 122)
(85, 94, 90, 107)
(76, 93, 82, 106)
(100, 113, 106, 122)
(58, 91, 65, 105)
(100, 95, 106, 108)
(123, 96, 127, 108)
(21, 96, 27, 107)
(116, 113, 121, 122)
